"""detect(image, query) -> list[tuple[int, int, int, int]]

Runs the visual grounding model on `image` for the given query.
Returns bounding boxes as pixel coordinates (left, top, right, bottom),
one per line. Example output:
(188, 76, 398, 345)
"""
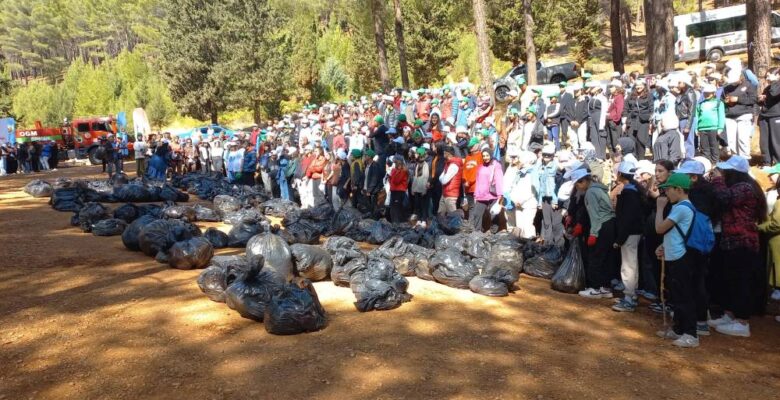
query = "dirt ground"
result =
(2, 163, 780, 400)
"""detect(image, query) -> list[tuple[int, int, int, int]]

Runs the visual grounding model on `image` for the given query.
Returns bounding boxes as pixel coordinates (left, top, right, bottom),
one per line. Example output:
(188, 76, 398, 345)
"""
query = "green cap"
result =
(515, 75, 527, 85)
(365, 149, 376, 157)
(351, 149, 363, 158)
(548, 93, 559, 99)
(581, 72, 592, 80)
(416, 147, 426, 156)
(310, 104, 318, 109)
(468, 137, 480, 148)
(510, 107, 520, 115)
(481, 128, 490, 137)
(658, 173, 691, 190)
(431, 98, 440, 105)
(374, 115, 384, 124)
(412, 130, 423, 139)
(558, 81, 568, 87)
(527, 105, 537, 116)
(532, 88, 543, 95)
(414, 118, 424, 127)
(398, 114, 407, 122)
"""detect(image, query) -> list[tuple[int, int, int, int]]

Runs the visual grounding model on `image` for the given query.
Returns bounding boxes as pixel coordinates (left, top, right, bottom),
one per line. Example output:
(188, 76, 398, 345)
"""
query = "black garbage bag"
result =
(326, 206, 363, 236)
(290, 244, 333, 281)
(332, 248, 366, 267)
(92, 218, 127, 236)
(331, 257, 366, 286)
(163, 205, 197, 221)
(523, 245, 564, 279)
(53, 177, 73, 189)
(300, 202, 335, 222)
(169, 237, 214, 270)
(323, 236, 361, 254)
(193, 204, 221, 222)
(465, 232, 492, 259)
(551, 241, 586, 293)
(430, 248, 479, 289)
(122, 215, 156, 251)
(224, 257, 284, 321)
(280, 219, 322, 245)
(350, 257, 411, 312)
(213, 194, 242, 215)
(222, 208, 267, 225)
(469, 275, 510, 297)
(261, 198, 301, 218)
(344, 227, 369, 243)
(113, 203, 140, 223)
(203, 227, 229, 248)
(86, 180, 114, 196)
(77, 202, 110, 232)
(245, 233, 294, 284)
(434, 233, 470, 253)
(139, 219, 178, 257)
(109, 172, 130, 186)
(264, 280, 327, 335)
(436, 211, 472, 235)
(137, 204, 163, 219)
(159, 184, 189, 202)
(24, 179, 53, 198)
(197, 256, 251, 302)
(486, 241, 524, 273)
(414, 252, 436, 281)
(70, 213, 79, 226)
(51, 187, 84, 212)
(370, 236, 411, 260)
(112, 184, 156, 203)
(366, 220, 395, 244)
(170, 218, 202, 238)
(227, 220, 264, 248)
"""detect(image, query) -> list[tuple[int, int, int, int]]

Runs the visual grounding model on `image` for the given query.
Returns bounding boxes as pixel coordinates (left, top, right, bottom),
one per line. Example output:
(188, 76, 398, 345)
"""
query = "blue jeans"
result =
(680, 119, 695, 159)
(280, 178, 290, 200)
(548, 125, 560, 150)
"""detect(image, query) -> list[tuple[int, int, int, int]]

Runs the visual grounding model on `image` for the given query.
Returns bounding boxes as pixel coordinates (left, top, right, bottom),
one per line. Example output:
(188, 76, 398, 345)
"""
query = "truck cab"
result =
(70, 117, 133, 165)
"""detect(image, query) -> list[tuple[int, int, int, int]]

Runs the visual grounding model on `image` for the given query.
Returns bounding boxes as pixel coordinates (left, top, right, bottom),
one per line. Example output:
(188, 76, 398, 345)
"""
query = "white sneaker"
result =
(771, 289, 780, 301)
(707, 314, 734, 328)
(656, 329, 681, 340)
(672, 334, 700, 348)
(579, 288, 611, 299)
(776, 316, 780, 323)
(419, 221, 426, 229)
(715, 321, 751, 337)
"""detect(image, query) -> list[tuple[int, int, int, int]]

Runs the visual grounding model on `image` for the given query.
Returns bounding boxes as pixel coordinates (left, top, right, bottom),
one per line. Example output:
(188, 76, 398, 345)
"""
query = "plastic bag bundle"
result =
(122, 215, 157, 251)
(113, 203, 140, 223)
(163, 205, 197, 221)
(193, 204, 221, 222)
(91, 218, 128, 236)
(24, 179, 53, 198)
(430, 248, 479, 289)
(290, 244, 333, 281)
(349, 258, 411, 312)
(522, 245, 564, 279)
(224, 257, 283, 321)
(203, 227, 229, 248)
(264, 280, 327, 335)
(551, 241, 586, 293)
(168, 237, 214, 270)
(227, 220, 265, 248)
(213, 195, 241, 215)
(77, 202, 110, 232)
(245, 233, 294, 284)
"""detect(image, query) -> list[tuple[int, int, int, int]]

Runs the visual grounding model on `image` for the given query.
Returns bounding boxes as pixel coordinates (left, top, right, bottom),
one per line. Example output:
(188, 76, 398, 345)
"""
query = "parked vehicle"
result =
(674, 5, 780, 63)
(501, 61, 579, 84)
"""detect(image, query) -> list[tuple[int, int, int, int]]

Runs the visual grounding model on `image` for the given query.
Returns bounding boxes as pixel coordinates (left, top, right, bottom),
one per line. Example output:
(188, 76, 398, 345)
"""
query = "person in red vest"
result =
(438, 145, 463, 214)
(388, 156, 409, 223)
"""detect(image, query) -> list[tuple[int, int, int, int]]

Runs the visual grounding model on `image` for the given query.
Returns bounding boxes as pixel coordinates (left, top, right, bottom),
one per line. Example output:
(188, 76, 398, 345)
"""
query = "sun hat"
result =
(716, 155, 750, 174)
(569, 169, 591, 183)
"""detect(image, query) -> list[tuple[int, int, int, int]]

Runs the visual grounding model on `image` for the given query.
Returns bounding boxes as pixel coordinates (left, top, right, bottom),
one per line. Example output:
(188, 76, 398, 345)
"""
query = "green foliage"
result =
(401, 0, 459, 87)
(0, 56, 14, 116)
(487, 0, 564, 64)
(12, 80, 56, 126)
(561, 0, 604, 66)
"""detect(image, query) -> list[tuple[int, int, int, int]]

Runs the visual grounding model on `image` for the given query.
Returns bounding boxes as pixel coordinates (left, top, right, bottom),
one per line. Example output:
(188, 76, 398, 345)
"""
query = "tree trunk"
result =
(211, 103, 219, 125)
(393, 0, 410, 90)
(645, 0, 673, 73)
(747, 0, 771, 89)
(621, 1, 632, 53)
(662, 0, 674, 71)
(698, 0, 703, 12)
(253, 100, 262, 125)
(370, 0, 392, 92)
(472, 0, 493, 88)
(523, 0, 537, 85)
(611, 0, 626, 74)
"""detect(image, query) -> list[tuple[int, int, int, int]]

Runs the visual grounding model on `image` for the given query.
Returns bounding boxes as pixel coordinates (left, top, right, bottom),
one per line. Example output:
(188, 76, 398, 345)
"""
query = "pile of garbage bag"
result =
(77, 202, 110, 232)
(349, 257, 411, 312)
(203, 227, 229, 248)
(523, 244, 564, 279)
(168, 237, 214, 270)
(551, 240, 586, 293)
(264, 280, 327, 335)
(91, 218, 127, 236)
(24, 179, 53, 198)
(290, 244, 333, 281)
(245, 233, 294, 285)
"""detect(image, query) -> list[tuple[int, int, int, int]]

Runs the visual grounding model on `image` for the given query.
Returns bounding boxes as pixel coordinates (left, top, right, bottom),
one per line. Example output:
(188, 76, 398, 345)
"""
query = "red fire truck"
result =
(16, 116, 133, 165)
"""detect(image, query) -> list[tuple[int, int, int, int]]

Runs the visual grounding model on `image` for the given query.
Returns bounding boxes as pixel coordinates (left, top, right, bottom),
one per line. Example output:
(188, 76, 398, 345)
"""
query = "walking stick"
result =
(660, 258, 668, 328)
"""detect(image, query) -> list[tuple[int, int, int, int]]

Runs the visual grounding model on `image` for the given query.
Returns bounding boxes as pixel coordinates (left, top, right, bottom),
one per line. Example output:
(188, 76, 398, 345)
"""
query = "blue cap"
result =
(677, 159, 706, 175)
(716, 156, 749, 174)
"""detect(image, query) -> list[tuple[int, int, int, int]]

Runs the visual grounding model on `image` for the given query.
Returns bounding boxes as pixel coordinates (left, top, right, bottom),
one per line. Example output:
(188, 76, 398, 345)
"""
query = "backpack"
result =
(673, 202, 715, 255)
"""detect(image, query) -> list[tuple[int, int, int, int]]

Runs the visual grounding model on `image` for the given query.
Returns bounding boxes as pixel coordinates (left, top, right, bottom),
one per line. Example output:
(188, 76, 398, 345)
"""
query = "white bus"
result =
(674, 5, 780, 63)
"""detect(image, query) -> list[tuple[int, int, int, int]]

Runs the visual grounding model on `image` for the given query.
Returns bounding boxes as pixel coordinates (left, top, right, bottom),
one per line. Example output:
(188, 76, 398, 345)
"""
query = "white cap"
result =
(542, 143, 555, 155)
(507, 146, 520, 157)
(617, 160, 637, 175)
(611, 72, 621, 78)
(610, 79, 623, 88)
(456, 126, 468, 134)
(519, 151, 537, 166)
(635, 160, 655, 177)
(701, 83, 717, 93)
(422, 143, 431, 150)
(709, 72, 723, 81)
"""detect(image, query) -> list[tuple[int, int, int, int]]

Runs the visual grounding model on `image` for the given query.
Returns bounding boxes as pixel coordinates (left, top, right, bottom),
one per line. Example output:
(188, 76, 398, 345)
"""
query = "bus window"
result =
(732, 16, 746, 31)
(773, 14, 780, 28)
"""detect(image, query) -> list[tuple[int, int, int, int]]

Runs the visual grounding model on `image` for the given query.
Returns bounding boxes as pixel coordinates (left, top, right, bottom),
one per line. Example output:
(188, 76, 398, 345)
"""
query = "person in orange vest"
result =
(462, 137, 483, 215)
(438, 145, 463, 214)
(388, 156, 409, 223)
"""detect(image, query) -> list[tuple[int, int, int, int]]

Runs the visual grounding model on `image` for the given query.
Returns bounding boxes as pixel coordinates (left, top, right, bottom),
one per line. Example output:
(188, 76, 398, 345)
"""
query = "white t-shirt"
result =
(133, 140, 147, 159)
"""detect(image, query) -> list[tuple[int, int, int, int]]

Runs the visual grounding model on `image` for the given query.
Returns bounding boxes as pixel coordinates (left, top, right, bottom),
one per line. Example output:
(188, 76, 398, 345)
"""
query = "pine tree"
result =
(487, 0, 563, 65)
(401, 0, 458, 87)
(561, 0, 603, 68)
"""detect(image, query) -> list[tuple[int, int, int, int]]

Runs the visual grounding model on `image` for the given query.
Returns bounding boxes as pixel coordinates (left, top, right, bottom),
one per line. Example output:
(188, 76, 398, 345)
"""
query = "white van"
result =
(674, 5, 780, 63)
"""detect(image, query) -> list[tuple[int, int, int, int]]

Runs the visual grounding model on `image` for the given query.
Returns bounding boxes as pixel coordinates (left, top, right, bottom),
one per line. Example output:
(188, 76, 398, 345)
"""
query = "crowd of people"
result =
(4, 57, 780, 349)
(0, 140, 62, 175)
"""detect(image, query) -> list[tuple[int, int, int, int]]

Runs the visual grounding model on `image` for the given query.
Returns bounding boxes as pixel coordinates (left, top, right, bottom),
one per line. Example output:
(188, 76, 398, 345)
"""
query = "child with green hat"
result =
(654, 173, 699, 348)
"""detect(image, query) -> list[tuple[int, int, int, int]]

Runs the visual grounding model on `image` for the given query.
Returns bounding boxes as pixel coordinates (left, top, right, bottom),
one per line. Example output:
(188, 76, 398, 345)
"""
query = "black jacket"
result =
(369, 125, 389, 156)
(615, 184, 643, 245)
(574, 97, 589, 124)
(560, 92, 575, 122)
(364, 161, 384, 194)
(761, 81, 780, 118)
(624, 93, 653, 125)
(688, 180, 720, 223)
(724, 81, 757, 118)
(675, 87, 697, 130)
